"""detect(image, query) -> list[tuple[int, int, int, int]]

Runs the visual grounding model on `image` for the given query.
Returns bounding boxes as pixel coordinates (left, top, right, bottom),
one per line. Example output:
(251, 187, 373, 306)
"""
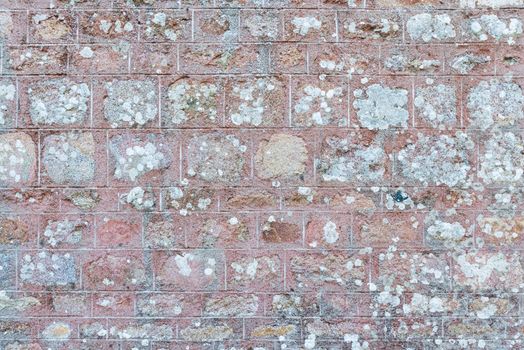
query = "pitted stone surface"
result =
(104, 80, 158, 128)
(3, 0, 524, 348)
(42, 132, 96, 185)
(255, 133, 308, 180)
(187, 133, 247, 183)
(0, 132, 36, 186)
(28, 79, 90, 126)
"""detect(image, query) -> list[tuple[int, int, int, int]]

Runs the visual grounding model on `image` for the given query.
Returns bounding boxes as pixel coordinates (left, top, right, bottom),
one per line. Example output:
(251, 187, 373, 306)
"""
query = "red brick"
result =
(78, 10, 138, 43)
(268, 43, 307, 74)
(4, 45, 68, 75)
(304, 212, 351, 249)
(185, 212, 257, 249)
(286, 250, 369, 292)
(95, 213, 142, 248)
(2, 0, 524, 346)
(83, 251, 150, 291)
(226, 250, 284, 291)
(353, 211, 423, 247)
(69, 44, 130, 75)
(282, 10, 337, 43)
(28, 10, 77, 44)
(153, 250, 225, 291)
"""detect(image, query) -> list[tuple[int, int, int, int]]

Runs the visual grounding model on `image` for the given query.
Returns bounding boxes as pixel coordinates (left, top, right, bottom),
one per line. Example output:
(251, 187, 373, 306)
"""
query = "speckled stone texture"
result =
(0, 0, 524, 349)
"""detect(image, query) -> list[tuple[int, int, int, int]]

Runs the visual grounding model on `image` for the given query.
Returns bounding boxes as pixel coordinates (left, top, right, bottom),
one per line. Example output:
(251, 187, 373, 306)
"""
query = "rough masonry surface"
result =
(0, 0, 524, 349)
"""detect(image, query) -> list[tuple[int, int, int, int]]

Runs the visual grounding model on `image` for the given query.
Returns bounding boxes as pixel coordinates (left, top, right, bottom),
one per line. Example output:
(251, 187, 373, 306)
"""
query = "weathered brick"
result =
(259, 211, 304, 247)
(179, 44, 269, 74)
(194, 9, 240, 42)
(78, 10, 138, 42)
(291, 75, 348, 127)
(186, 212, 256, 249)
(161, 76, 224, 128)
(316, 130, 391, 185)
(39, 214, 93, 248)
(41, 131, 107, 186)
(83, 251, 149, 291)
(226, 250, 283, 291)
(338, 10, 403, 42)
(452, 251, 524, 292)
(154, 250, 224, 291)
(381, 44, 444, 75)
(254, 130, 313, 185)
(28, 11, 76, 43)
(69, 44, 130, 74)
(140, 9, 192, 42)
(184, 130, 250, 185)
(108, 131, 178, 185)
(225, 75, 287, 127)
(282, 10, 337, 42)
(309, 43, 380, 76)
(287, 250, 369, 291)
(2, 0, 524, 346)
(0, 132, 37, 187)
(137, 292, 201, 317)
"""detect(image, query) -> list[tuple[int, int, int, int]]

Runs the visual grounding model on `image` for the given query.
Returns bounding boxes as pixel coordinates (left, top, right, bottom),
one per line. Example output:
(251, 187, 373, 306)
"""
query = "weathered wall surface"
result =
(0, 0, 523, 349)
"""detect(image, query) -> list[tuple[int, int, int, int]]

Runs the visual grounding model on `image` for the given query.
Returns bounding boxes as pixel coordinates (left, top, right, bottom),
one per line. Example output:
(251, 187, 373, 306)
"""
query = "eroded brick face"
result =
(1, 0, 524, 349)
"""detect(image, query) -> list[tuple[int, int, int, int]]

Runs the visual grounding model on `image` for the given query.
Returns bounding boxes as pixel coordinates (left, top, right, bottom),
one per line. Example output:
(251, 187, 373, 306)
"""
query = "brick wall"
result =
(0, 0, 524, 349)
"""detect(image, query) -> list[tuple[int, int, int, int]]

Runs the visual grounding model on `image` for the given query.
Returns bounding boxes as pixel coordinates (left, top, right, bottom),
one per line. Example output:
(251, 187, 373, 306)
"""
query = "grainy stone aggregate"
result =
(0, 0, 523, 349)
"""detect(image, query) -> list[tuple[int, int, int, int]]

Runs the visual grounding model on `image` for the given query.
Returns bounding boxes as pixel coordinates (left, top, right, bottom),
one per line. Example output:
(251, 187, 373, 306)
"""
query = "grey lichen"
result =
(353, 84, 408, 130)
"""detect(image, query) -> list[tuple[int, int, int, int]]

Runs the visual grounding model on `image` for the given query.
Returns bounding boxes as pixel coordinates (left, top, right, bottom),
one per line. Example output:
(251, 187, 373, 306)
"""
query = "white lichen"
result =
(165, 80, 218, 125)
(397, 132, 474, 187)
(28, 79, 90, 125)
(407, 13, 456, 42)
(113, 142, 168, 181)
(104, 80, 157, 128)
(353, 84, 408, 129)
(125, 186, 155, 210)
(294, 84, 345, 126)
(0, 83, 15, 126)
(291, 17, 322, 36)
(468, 15, 522, 45)
(415, 83, 457, 128)
(230, 78, 276, 126)
(479, 131, 524, 185)
(467, 79, 524, 130)
(322, 220, 339, 244)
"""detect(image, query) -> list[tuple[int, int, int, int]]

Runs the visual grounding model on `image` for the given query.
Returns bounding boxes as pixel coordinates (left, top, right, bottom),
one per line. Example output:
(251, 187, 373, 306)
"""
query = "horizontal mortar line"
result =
(1, 315, 522, 319)
(10, 247, 524, 252)
(8, 6, 524, 10)
(5, 125, 524, 130)
(3, 73, 522, 78)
